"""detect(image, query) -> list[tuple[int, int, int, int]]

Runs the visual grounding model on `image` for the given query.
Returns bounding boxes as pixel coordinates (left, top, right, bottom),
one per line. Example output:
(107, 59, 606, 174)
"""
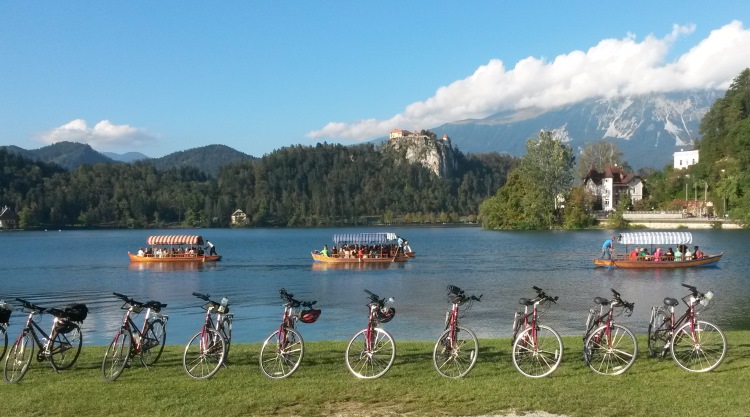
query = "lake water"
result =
(2, 227, 748, 346)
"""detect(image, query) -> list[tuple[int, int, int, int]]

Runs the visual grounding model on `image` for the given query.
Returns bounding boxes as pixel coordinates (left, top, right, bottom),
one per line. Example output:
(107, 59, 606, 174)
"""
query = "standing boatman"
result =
(205, 240, 217, 256)
(601, 236, 615, 259)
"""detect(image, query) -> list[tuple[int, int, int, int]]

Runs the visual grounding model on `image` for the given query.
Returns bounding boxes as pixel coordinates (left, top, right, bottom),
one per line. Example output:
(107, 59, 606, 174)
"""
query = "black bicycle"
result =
(4, 299, 87, 384)
(102, 293, 168, 381)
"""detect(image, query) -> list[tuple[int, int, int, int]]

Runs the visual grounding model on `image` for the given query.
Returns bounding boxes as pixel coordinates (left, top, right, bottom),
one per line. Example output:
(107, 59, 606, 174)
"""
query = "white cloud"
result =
(39, 119, 155, 149)
(308, 21, 750, 141)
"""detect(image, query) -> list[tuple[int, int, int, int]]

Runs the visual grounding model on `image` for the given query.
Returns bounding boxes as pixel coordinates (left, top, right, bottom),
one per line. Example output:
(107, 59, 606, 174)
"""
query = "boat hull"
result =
(594, 254, 722, 268)
(311, 252, 408, 263)
(128, 252, 222, 263)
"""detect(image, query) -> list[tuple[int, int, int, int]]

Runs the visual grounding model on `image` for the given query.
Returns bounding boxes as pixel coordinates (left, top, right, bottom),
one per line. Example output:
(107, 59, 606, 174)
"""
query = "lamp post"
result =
(721, 169, 726, 215)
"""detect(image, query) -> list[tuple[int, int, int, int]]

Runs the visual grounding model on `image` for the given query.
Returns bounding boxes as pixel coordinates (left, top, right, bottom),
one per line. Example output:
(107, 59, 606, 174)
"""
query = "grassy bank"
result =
(3, 332, 750, 417)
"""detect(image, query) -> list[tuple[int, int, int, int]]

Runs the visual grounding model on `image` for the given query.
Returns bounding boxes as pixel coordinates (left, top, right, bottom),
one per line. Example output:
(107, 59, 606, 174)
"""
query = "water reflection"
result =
(127, 262, 218, 272)
(311, 262, 394, 271)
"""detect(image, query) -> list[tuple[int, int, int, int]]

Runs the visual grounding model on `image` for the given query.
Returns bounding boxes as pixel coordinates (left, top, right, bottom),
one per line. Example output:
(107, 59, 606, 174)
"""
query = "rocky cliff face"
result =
(382, 135, 458, 178)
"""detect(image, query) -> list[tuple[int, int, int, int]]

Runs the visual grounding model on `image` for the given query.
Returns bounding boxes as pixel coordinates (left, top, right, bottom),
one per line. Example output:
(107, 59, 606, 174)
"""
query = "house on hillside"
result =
(674, 149, 699, 170)
(0, 205, 19, 229)
(231, 209, 248, 226)
(583, 165, 643, 211)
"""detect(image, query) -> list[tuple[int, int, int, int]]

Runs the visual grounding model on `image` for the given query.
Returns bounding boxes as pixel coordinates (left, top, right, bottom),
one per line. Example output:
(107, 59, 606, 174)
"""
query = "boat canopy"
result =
(333, 233, 399, 245)
(146, 235, 205, 246)
(617, 232, 693, 246)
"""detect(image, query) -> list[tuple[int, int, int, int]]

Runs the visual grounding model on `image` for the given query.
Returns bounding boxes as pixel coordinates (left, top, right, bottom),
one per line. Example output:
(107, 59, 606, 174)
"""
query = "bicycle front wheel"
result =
(433, 325, 478, 378)
(512, 325, 563, 378)
(259, 328, 304, 379)
(671, 320, 727, 372)
(183, 328, 226, 379)
(102, 328, 132, 382)
(346, 327, 396, 379)
(647, 310, 670, 358)
(584, 324, 637, 375)
(4, 332, 33, 384)
(219, 316, 232, 363)
(50, 323, 83, 371)
(140, 319, 166, 366)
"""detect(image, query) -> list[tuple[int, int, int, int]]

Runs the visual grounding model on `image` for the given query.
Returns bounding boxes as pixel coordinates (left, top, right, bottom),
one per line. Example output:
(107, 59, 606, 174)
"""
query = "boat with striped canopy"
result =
(128, 235, 221, 263)
(311, 232, 412, 263)
(594, 231, 721, 268)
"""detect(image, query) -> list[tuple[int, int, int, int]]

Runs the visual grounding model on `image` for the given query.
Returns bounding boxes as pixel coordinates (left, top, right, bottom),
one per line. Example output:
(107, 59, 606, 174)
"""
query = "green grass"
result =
(3, 331, 750, 417)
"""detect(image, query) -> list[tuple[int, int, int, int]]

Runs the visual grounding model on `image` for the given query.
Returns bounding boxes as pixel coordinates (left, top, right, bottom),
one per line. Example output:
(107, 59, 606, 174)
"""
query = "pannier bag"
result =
(55, 320, 77, 334)
(64, 303, 89, 322)
(0, 301, 11, 324)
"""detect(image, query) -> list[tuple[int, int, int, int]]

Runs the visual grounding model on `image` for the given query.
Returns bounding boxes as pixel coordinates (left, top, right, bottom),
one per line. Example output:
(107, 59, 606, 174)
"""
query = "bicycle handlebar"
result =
(280, 288, 315, 308)
(530, 286, 557, 303)
(192, 292, 210, 301)
(447, 285, 482, 303)
(15, 298, 46, 313)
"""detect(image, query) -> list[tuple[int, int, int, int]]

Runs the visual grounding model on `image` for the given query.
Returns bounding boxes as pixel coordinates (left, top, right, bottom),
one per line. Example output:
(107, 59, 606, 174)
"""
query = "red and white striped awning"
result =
(146, 235, 204, 246)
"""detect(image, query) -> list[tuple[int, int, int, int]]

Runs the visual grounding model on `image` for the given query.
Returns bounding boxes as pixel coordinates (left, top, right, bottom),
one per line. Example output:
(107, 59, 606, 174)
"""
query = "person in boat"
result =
(665, 247, 674, 261)
(320, 245, 329, 257)
(331, 245, 338, 257)
(601, 236, 615, 259)
(653, 247, 663, 262)
(674, 246, 683, 261)
(684, 247, 693, 261)
(694, 246, 703, 259)
(137, 247, 145, 257)
(629, 248, 638, 260)
(205, 240, 217, 256)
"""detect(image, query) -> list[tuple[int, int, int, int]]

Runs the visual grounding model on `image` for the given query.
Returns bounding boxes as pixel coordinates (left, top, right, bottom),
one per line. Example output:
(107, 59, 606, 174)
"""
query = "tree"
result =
(576, 140, 625, 180)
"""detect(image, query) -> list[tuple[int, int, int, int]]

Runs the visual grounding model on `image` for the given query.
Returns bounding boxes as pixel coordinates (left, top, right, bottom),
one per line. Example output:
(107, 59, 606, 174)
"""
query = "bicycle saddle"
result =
(519, 298, 534, 306)
(664, 298, 679, 306)
(144, 300, 167, 312)
(594, 297, 609, 305)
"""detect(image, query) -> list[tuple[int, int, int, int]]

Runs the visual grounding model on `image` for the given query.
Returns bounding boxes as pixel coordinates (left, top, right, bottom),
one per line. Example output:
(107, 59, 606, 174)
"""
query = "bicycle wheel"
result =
(512, 324, 563, 378)
(219, 316, 232, 363)
(647, 310, 670, 358)
(1, 326, 7, 361)
(345, 327, 396, 379)
(102, 328, 132, 382)
(50, 323, 83, 371)
(584, 324, 637, 375)
(140, 319, 166, 366)
(183, 328, 226, 379)
(3, 332, 33, 384)
(259, 328, 304, 379)
(671, 320, 727, 372)
(433, 325, 478, 378)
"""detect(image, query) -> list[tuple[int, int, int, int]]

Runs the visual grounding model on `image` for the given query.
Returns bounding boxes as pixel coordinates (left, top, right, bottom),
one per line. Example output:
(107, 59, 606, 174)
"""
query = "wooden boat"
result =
(311, 232, 411, 264)
(129, 235, 221, 263)
(594, 231, 721, 269)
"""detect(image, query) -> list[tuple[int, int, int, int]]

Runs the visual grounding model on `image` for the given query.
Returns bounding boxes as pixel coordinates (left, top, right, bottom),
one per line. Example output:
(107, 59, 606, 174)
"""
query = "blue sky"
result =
(2, 1, 749, 158)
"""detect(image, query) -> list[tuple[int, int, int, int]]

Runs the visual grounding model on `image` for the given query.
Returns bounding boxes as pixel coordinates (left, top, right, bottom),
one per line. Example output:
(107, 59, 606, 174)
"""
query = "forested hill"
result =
(0, 143, 517, 229)
(149, 144, 256, 177)
(1, 142, 114, 170)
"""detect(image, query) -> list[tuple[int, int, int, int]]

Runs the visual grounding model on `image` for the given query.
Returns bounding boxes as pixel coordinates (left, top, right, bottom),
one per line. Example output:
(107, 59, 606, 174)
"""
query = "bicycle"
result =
(345, 289, 396, 379)
(1, 300, 11, 360)
(647, 283, 727, 372)
(102, 292, 168, 381)
(3, 299, 86, 384)
(433, 285, 482, 378)
(183, 292, 233, 379)
(259, 288, 320, 379)
(583, 288, 637, 375)
(511, 286, 563, 378)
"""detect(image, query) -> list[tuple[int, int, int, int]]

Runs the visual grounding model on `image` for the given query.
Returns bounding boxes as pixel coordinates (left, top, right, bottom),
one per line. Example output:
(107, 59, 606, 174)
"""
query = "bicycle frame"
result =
(364, 302, 380, 352)
(275, 304, 298, 348)
(116, 305, 164, 354)
(16, 309, 66, 358)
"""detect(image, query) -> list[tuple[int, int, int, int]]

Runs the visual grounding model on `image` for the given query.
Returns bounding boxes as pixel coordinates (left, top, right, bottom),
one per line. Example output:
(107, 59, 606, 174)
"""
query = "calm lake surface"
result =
(2, 227, 749, 346)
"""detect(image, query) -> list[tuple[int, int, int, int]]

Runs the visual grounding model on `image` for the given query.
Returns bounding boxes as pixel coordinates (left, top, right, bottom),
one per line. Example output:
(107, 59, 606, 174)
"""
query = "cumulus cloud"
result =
(39, 119, 155, 149)
(308, 21, 750, 141)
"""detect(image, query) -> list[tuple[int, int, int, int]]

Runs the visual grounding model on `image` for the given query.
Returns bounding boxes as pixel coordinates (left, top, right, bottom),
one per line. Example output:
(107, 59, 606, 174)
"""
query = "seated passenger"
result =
(674, 248, 682, 261)
(629, 249, 638, 260)
(694, 246, 703, 259)
(684, 247, 693, 261)
(665, 248, 674, 261)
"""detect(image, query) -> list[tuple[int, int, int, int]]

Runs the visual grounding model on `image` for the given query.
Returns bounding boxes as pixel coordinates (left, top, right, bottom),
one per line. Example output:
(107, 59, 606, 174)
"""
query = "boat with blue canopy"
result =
(594, 231, 721, 268)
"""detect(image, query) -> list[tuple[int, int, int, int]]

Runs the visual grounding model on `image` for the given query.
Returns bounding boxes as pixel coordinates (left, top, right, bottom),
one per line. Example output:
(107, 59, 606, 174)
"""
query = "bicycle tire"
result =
(219, 316, 232, 363)
(1, 326, 7, 361)
(670, 320, 727, 372)
(183, 328, 226, 379)
(102, 328, 132, 382)
(3, 332, 33, 384)
(345, 327, 396, 379)
(584, 324, 637, 376)
(512, 324, 563, 378)
(140, 319, 166, 366)
(50, 322, 83, 371)
(433, 325, 478, 378)
(647, 310, 670, 359)
(259, 328, 304, 379)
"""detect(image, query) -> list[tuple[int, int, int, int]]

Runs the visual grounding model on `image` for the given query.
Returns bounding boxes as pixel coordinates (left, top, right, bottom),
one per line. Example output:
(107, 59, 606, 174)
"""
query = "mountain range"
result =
(434, 90, 722, 169)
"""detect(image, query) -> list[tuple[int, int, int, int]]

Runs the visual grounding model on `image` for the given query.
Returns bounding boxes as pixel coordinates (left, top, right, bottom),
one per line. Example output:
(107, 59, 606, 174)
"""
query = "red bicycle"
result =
(259, 288, 320, 379)
(182, 292, 233, 379)
(433, 285, 482, 378)
(511, 286, 563, 378)
(345, 289, 396, 379)
(583, 288, 637, 375)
